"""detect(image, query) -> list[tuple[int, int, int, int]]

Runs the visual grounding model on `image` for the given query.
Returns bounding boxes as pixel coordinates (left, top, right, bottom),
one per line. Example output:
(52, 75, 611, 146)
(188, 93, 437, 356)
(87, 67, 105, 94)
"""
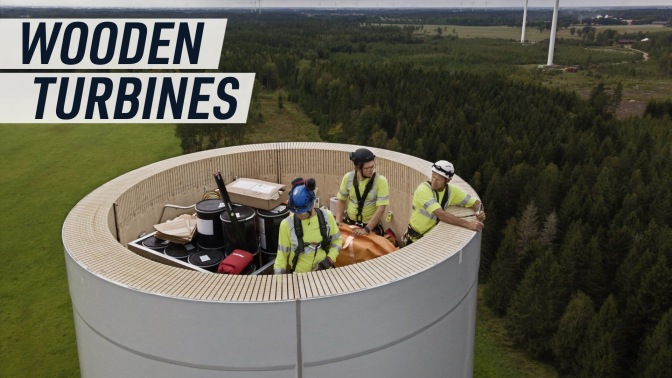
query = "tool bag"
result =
(217, 249, 253, 274)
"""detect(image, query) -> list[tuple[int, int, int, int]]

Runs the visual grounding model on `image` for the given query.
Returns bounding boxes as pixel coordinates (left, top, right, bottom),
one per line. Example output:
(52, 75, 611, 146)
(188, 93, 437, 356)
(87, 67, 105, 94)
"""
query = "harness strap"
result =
(288, 209, 332, 273)
(426, 181, 450, 226)
(289, 214, 305, 274)
(354, 172, 377, 223)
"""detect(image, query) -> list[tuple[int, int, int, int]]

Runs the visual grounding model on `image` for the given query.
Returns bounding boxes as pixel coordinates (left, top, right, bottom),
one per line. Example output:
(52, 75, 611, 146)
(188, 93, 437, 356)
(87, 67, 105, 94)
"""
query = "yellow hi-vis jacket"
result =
(274, 208, 343, 274)
(337, 171, 390, 223)
(408, 182, 477, 242)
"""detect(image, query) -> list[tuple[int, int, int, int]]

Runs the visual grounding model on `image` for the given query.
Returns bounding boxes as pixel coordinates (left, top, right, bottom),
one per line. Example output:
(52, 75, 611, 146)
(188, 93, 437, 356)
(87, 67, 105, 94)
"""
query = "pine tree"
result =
(553, 291, 596, 375)
(517, 201, 539, 252)
(559, 221, 608, 303)
(634, 309, 672, 378)
(624, 254, 672, 360)
(577, 295, 625, 378)
(484, 218, 520, 315)
(540, 212, 558, 247)
(505, 250, 569, 359)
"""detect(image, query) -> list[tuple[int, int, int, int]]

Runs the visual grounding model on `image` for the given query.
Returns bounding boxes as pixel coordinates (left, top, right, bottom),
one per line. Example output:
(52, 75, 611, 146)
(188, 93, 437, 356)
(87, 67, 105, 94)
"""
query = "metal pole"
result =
(547, 0, 560, 66)
(521, 0, 528, 44)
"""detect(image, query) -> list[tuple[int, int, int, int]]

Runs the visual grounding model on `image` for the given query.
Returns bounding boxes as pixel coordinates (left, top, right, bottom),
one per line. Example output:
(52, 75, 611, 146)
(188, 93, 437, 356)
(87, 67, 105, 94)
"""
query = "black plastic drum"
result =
(142, 235, 170, 251)
(188, 249, 224, 272)
(257, 204, 289, 264)
(241, 262, 256, 275)
(220, 205, 258, 255)
(260, 249, 277, 266)
(164, 242, 199, 262)
(195, 199, 226, 250)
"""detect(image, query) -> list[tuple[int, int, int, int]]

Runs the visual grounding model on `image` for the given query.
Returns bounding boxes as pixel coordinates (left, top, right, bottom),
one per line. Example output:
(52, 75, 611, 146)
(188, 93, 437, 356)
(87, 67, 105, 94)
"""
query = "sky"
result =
(1, 1, 670, 9)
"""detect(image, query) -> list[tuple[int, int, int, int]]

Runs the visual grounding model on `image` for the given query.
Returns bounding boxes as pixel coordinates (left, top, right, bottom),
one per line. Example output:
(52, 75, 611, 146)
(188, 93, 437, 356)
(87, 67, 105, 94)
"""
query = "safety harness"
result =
(407, 182, 450, 240)
(352, 171, 377, 225)
(288, 209, 331, 274)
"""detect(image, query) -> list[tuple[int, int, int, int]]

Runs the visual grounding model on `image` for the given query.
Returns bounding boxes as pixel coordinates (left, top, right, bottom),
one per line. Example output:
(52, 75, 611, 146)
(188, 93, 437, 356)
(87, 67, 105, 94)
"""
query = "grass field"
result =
(247, 90, 323, 144)
(407, 24, 667, 42)
(0, 124, 182, 377)
(1, 104, 553, 377)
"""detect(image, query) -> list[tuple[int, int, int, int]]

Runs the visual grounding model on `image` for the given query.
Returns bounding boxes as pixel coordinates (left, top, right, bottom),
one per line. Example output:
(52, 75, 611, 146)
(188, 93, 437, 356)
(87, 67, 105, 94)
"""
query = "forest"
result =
(214, 17, 672, 378)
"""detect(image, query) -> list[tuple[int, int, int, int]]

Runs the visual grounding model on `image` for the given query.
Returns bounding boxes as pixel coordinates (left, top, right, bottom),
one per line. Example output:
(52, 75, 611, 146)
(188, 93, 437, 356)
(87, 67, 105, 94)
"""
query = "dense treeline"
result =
(217, 19, 671, 377)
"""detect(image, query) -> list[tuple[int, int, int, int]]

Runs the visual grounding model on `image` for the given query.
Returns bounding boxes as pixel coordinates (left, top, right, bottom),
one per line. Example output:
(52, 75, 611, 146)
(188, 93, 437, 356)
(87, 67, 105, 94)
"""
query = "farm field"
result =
(409, 24, 667, 41)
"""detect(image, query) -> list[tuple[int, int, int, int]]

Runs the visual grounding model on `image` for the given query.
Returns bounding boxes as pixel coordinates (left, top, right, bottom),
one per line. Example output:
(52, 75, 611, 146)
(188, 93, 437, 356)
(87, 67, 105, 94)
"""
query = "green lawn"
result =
(1, 120, 553, 377)
(0, 124, 182, 377)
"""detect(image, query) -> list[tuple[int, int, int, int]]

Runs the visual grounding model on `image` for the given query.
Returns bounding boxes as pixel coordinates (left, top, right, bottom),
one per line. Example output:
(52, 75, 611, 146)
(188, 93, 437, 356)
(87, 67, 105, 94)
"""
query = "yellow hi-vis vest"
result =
(337, 171, 390, 223)
(274, 208, 343, 274)
(408, 182, 477, 241)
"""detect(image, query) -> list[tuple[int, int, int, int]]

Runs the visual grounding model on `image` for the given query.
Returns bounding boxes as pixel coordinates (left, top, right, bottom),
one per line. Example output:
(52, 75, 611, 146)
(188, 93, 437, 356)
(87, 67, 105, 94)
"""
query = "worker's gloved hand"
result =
(313, 257, 334, 271)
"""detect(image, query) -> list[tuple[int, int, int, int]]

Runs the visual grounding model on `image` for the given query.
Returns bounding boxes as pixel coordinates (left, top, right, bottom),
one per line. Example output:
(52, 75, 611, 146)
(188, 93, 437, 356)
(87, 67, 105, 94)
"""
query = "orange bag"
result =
(335, 225, 399, 267)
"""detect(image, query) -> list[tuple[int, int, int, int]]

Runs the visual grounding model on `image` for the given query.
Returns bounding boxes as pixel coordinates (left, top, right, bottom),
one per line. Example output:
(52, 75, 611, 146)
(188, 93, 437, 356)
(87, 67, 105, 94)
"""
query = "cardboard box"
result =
(225, 178, 288, 210)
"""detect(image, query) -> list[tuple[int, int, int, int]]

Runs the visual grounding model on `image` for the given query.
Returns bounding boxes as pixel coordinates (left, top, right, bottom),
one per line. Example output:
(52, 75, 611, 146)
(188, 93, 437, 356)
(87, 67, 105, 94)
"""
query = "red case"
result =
(217, 249, 253, 274)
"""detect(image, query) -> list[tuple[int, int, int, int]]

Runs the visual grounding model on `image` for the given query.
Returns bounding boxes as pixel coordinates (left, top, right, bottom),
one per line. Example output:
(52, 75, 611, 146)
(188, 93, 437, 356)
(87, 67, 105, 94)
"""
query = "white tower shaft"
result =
(547, 0, 560, 66)
(521, 0, 529, 43)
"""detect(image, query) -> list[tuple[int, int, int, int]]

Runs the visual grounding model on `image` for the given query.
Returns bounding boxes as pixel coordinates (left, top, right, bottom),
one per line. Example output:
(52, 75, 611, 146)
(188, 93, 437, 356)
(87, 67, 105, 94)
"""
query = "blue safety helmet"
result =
(287, 177, 316, 214)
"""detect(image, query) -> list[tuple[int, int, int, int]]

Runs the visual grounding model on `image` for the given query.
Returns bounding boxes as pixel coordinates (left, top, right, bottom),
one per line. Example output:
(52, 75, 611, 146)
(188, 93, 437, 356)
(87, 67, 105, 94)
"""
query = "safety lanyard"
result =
(426, 181, 449, 225)
(353, 171, 376, 223)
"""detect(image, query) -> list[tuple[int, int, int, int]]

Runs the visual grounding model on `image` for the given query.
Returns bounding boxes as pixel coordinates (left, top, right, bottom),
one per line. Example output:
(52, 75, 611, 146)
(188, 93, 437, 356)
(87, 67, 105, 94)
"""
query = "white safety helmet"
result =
(432, 160, 455, 179)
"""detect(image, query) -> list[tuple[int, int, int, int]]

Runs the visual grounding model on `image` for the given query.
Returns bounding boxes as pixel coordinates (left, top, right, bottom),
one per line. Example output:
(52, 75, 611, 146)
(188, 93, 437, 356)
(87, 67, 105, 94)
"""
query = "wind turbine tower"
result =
(547, 0, 560, 65)
(470, 0, 475, 11)
(521, 0, 528, 43)
(485, 0, 488, 11)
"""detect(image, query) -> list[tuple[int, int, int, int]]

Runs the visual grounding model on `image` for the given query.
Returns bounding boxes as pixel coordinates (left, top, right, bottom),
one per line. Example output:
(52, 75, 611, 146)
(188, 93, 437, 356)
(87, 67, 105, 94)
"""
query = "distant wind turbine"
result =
(460, 0, 463, 12)
(547, 0, 560, 66)
(470, 0, 475, 11)
(485, 0, 488, 11)
(521, 0, 528, 43)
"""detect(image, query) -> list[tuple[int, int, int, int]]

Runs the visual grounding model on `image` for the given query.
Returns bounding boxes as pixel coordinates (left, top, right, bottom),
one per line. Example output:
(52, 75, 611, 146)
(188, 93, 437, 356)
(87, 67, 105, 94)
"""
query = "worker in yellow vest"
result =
(404, 160, 485, 245)
(274, 178, 343, 274)
(335, 148, 389, 237)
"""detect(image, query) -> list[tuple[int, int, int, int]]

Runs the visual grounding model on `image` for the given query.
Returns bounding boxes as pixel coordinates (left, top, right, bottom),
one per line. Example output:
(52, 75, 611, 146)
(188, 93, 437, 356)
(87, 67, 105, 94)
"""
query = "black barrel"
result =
(195, 199, 226, 250)
(241, 261, 256, 275)
(188, 249, 224, 272)
(142, 235, 170, 251)
(257, 204, 289, 265)
(220, 205, 258, 255)
(164, 242, 199, 262)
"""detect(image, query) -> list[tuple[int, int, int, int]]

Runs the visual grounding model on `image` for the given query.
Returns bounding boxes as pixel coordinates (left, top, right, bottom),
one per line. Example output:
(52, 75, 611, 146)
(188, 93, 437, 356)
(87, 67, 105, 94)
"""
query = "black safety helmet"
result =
(349, 148, 375, 165)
